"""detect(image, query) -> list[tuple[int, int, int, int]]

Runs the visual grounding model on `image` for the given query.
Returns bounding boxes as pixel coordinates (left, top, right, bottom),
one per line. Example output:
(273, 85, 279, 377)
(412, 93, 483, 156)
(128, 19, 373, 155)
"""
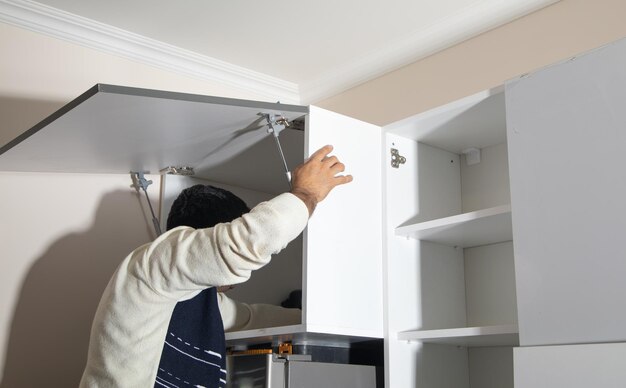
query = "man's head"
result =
(166, 184, 250, 231)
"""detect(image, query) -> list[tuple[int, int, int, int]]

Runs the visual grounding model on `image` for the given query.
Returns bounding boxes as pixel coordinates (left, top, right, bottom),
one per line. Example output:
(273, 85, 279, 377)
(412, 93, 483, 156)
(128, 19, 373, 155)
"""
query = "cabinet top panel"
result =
(0, 84, 308, 193)
(385, 86, 506, 154)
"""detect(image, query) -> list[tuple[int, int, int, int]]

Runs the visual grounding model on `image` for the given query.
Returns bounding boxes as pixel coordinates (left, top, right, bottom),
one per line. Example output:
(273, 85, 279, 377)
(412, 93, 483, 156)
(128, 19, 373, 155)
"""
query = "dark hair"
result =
(166, 185, 250, 231)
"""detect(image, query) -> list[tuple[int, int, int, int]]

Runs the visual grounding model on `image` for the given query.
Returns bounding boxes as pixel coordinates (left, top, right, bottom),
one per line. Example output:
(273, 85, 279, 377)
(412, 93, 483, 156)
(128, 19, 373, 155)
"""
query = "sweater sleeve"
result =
(217, 292, 302, 332)
(129, 192, 309, 300)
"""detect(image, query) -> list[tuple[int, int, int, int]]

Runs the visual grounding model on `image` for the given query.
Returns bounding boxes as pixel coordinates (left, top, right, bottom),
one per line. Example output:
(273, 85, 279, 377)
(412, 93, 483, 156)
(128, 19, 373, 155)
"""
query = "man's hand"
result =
(290, 145, 353, 215)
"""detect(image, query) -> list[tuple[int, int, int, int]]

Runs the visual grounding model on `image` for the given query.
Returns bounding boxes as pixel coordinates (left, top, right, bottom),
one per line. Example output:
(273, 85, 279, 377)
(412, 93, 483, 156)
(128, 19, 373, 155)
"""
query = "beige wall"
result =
(0, 22, 271, 386)
(0, 172, 160, 386)
(317, 0, 626, 126)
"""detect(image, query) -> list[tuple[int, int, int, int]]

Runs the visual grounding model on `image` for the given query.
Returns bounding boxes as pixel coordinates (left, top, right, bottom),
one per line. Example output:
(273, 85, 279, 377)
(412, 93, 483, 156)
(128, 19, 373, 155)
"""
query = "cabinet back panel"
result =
(468, 347, 513, 388)
(392, 139, 462, 227)
(419, 344, 470, 388)
(460, 142, 511, 212)
(464, 241, 517, 327)
(419, 241, 467, 330)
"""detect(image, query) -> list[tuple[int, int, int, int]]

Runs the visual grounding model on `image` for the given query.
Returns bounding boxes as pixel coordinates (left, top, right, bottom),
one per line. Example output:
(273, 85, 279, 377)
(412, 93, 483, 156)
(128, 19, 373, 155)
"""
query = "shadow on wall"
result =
(0, 190, 153, 387)
(0, 95, 66, 148)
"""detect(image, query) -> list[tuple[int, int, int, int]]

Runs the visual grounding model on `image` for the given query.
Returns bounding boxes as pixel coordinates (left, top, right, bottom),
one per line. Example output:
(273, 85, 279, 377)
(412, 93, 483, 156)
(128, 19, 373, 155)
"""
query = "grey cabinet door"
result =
(506, 37, 626, 346)
(0, 84, 307, 194)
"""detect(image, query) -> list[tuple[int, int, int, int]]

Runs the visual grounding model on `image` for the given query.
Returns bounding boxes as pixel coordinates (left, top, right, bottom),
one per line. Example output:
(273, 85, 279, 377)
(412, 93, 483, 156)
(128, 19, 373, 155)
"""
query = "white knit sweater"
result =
(79, 193, 309, 387)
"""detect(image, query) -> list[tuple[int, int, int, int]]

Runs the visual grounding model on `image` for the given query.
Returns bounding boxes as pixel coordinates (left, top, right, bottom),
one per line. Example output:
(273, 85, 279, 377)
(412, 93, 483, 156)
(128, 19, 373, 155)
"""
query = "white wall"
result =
(0, 22, 271, 386)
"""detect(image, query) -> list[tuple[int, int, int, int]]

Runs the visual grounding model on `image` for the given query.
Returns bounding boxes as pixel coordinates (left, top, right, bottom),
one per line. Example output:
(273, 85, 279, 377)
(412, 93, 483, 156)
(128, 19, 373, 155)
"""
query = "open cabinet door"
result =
(303, 106, 383, 338)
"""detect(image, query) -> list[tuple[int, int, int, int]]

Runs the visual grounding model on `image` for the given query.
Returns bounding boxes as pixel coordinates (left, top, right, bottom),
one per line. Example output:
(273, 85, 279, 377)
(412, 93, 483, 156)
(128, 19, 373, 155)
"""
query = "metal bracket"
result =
(160, 166, 195, 176)
(131, 171, 153, 192)
(391, 148, 406, 168)
(288, 117, 306, 131)
(259, 112, 291, 134)
(130, 171, 162, 237)
(259, 112, 292, 187)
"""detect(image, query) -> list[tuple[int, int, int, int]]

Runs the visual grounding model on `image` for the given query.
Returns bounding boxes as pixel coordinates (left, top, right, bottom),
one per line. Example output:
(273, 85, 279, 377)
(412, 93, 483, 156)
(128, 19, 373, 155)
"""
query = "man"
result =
(154, 183, 301, 387)
(80, 145, 352, 387)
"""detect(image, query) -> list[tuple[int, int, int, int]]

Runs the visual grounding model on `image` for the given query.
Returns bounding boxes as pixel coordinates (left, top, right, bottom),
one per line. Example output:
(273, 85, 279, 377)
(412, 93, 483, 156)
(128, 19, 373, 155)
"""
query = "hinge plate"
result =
(391, 148, 406, 168)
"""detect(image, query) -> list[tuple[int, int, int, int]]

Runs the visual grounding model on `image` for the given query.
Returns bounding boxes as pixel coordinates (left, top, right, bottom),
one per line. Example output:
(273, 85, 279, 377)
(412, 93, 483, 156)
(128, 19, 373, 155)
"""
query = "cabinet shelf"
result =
(395, 204, 512, 248)
(225, 324, 381, 348)
(398, 324, 519, 347)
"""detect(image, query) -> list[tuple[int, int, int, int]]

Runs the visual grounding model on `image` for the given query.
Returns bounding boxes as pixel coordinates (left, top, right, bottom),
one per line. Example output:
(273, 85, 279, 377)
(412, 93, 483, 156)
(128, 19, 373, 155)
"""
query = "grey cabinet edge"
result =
(0, 84, 101, 156)
(0, 83, 309, 158)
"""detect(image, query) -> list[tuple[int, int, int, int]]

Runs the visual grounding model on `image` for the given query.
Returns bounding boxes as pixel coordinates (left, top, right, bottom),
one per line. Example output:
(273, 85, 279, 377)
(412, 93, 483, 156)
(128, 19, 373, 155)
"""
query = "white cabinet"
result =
(383, 36, 626, 387)
(382, 87, 516, 388)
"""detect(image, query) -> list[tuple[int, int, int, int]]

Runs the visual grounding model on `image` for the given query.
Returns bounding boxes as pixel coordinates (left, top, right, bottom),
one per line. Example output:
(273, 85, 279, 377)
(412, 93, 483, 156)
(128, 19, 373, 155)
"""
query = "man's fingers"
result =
(291, 144, 353, 209)
(330, 162, 346, 173)
(323, 155, 339, 165)
(309, 145, 333, 162)
(334, 175, 353, 186)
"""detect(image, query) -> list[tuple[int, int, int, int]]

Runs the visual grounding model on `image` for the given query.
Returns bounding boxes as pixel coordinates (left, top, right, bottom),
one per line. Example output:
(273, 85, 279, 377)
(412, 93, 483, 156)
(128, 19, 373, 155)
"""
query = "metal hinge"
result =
(391, 148, 406, 168)
(160, 166, 195, 176)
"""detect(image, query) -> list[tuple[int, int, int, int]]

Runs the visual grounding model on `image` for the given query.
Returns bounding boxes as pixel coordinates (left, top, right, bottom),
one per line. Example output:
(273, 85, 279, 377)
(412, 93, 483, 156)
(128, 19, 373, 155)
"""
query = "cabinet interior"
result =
(384, 86, 516, 387)
(0, 83, 311, 314)
(160, 126, 306, 312)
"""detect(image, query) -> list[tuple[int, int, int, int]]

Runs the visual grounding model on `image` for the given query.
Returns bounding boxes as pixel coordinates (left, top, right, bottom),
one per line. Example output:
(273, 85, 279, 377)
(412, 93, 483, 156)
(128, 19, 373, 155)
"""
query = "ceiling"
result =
(1, 0, 558, 103)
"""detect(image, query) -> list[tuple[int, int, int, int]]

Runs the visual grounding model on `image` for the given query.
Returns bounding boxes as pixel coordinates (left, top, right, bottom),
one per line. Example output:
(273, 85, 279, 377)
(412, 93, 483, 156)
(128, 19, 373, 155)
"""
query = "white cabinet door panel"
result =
(506, 37, 626, 346)
(304, 106, 383, 337)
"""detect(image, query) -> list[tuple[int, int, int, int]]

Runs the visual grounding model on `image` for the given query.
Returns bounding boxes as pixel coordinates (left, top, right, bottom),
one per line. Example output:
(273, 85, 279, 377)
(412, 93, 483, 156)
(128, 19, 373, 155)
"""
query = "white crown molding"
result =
(0, 0, 559, 105)
(298, 0, 561, 104)
(0, 0, 301, 103)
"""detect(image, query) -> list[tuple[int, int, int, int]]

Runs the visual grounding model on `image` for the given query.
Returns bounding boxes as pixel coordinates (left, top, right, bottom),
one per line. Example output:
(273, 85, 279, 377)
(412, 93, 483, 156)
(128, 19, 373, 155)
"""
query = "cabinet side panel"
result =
(515, 343, 626, 388)
(386, 137, 466, 331)
(304, 106, 383, 336)
(384, 135, 466, 386)
(506, 37, 626, 345)
(384, 135, 421, 386)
